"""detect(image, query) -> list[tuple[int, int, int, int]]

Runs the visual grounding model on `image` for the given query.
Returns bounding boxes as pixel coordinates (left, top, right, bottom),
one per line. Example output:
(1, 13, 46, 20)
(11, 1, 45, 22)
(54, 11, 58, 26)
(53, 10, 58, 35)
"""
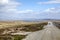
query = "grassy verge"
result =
(0, 35, 26, 40)
(20, 22, 47, 32)
(13, 35, 26, 40)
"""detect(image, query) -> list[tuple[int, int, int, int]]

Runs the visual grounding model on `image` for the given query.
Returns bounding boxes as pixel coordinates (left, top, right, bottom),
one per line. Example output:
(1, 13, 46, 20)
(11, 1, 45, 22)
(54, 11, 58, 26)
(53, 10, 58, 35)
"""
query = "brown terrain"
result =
(0, 20, 60, 40)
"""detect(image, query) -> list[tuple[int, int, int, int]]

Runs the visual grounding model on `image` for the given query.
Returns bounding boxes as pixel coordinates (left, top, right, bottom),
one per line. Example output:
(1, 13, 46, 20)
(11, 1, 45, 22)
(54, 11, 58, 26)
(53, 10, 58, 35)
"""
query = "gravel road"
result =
(22, 22, 60, 40)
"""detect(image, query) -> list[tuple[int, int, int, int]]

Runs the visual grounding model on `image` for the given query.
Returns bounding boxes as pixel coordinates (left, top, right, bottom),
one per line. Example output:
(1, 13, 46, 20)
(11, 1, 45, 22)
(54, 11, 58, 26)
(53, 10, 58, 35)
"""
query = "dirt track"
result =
(23, 22, 60, 40)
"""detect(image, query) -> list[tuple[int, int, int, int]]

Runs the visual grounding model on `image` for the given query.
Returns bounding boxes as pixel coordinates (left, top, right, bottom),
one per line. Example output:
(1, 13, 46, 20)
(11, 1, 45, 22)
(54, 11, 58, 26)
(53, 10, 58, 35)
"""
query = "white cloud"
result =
(37, 7, 60, 19)
(42, 7, 60, 14)
(0, 0, 21, 13)
(0, 0, 9, 4)
(18, 10, 33, 13)
(0, 0, 36, 20)
(0, 0, 33, 14)
(38, 0, 60, 4)
(0, 0, 22, 20)
(52, 0, 60, 1)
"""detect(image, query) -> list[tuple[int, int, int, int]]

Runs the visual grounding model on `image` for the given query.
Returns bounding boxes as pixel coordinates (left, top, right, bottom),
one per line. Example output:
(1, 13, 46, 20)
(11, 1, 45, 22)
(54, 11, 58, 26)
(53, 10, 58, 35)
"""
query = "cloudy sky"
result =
(0, 0, 60, 20)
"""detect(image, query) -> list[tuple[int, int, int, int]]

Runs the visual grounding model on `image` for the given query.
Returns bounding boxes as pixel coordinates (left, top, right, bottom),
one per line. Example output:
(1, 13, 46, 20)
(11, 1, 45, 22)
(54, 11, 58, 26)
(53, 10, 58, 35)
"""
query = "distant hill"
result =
(0, 19, 60, 22)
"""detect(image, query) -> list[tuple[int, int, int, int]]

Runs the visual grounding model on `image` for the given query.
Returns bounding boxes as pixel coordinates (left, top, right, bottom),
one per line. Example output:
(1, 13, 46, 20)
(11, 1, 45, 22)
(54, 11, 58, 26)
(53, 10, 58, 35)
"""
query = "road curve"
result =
(22, 22, 60, 40)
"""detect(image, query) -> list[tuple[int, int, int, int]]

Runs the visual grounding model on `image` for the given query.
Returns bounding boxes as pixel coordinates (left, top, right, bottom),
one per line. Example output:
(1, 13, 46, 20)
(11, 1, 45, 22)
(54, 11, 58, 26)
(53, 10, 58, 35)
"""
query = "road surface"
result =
(22, 22, 60, 40)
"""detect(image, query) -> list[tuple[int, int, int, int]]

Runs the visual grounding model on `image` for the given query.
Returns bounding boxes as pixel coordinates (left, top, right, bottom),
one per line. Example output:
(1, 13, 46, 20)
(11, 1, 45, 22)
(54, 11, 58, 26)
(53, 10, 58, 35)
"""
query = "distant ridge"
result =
(0, 19, 60, 22)
(22, 19, 60, 21)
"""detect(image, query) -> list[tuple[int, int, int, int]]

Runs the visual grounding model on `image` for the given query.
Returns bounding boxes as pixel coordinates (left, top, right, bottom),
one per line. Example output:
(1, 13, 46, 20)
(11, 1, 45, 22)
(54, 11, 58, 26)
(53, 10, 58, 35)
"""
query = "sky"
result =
(0, 0, 60, 20)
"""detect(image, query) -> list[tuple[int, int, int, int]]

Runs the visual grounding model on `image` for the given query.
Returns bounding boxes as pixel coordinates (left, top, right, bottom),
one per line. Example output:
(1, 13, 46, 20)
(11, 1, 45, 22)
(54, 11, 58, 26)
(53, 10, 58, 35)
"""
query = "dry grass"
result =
(0, 21, 48, 33)
(0, 21, 48, 40)
(0, 21, 47, 29)
(0, 21, 37, 29)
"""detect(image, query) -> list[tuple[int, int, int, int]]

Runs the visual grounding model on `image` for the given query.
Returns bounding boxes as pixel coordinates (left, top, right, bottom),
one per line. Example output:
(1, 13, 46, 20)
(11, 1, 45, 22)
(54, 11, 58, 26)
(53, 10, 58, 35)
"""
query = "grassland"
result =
(0, 20, 60, 40)
(0, 35, 26, 40)
(0, 20, 48, 40)
(0, 21, 48, 32)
